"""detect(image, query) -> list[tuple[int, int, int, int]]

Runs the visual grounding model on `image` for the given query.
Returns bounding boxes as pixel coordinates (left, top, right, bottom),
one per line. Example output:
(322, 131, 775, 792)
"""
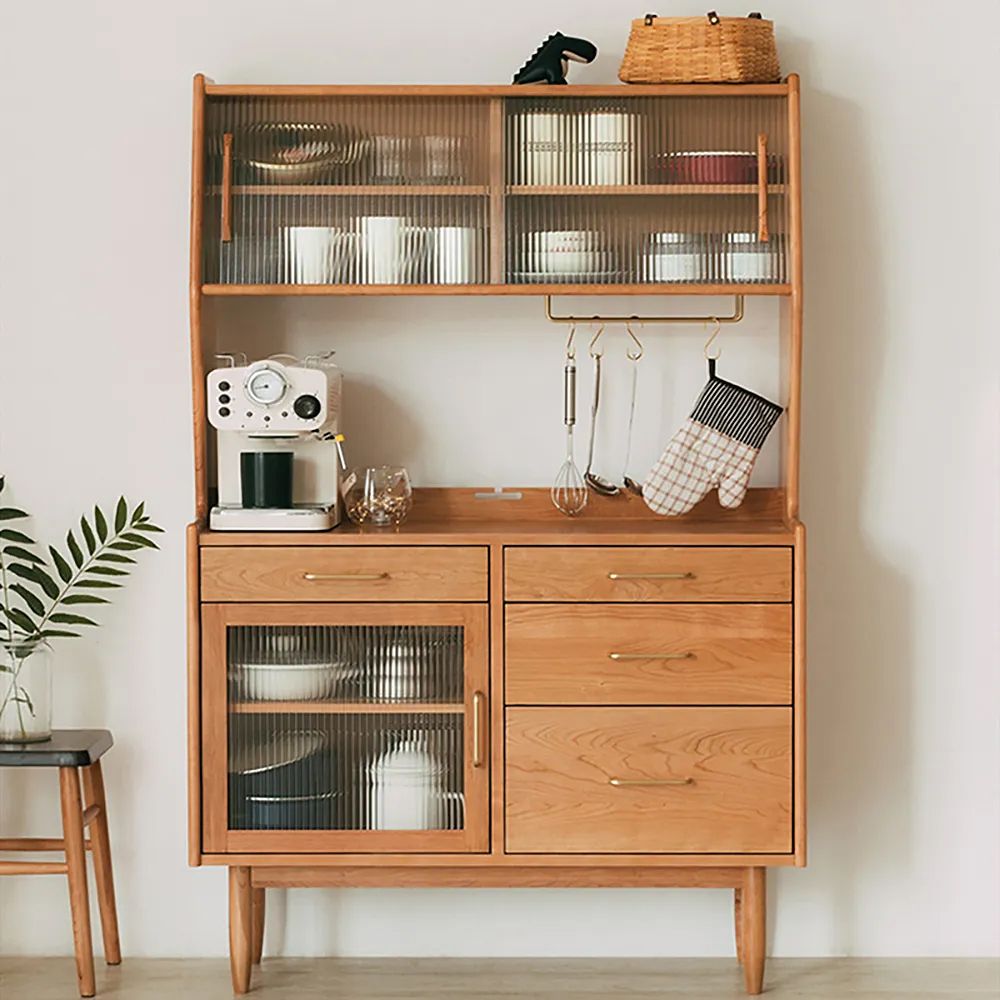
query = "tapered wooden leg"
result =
(59, 767, 96, 998)
(734, 887, 744, 965)
(229, 867, 253, 994)
(81, 761, 121, 965)
(251, 888, 265, 964)
(741, 867, 767, 995)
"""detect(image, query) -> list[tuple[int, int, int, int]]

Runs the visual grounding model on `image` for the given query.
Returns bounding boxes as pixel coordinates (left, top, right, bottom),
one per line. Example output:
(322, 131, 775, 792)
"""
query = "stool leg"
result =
(229, 866, 253, 994)
(60, 767, 96, 998)
(82, 761, 121, 965)
(251, 888, 265, 965)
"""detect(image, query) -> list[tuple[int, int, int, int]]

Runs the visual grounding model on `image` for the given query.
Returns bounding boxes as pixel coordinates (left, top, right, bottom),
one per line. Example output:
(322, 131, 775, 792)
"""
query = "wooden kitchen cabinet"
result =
(188, 77, 806, 997)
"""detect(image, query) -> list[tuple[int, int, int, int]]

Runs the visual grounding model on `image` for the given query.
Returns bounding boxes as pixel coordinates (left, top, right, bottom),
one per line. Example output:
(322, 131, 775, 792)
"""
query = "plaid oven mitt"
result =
(643, 362, 783, 516)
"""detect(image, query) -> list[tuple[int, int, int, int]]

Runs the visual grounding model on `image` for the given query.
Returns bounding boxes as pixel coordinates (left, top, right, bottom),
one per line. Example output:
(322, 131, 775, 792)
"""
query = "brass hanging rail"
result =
(543, 294, 745, 326)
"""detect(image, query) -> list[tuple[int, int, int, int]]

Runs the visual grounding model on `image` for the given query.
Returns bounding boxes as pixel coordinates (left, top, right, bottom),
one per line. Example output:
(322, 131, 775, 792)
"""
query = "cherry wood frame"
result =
(188, 75, 805, 997)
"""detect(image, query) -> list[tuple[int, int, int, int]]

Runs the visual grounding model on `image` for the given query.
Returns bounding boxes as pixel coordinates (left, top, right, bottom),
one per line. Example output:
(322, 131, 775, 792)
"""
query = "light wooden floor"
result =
(0, 958, 998, 1000)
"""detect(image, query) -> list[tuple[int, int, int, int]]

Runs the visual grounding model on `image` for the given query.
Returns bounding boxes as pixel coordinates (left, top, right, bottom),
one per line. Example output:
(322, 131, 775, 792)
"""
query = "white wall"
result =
(1, 0, 998, 960)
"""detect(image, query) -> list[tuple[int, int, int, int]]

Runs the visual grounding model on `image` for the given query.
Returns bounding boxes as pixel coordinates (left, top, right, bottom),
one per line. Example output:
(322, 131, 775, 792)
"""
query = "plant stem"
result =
(0, 547, 12, 643)
(0, 652, 27, 723)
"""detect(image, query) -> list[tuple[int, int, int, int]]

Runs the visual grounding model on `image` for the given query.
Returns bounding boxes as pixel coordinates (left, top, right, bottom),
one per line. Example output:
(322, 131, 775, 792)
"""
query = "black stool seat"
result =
(0, 730, 113, 767)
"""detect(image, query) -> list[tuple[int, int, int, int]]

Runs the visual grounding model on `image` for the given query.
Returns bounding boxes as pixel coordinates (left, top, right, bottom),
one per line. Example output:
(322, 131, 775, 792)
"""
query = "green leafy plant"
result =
(0, 476, 163, 644)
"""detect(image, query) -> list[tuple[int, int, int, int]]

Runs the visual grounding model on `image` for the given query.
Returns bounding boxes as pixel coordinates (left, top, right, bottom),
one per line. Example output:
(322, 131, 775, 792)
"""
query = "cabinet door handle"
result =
(472, 690, 486, 768)
(221, 132, 234, 243)
(608, 652, 695, 662)
(757, 131, 770, 243)
(607, 572, 695, 581)
(301, 572, 389, 582)
(609, 777, 693, 788)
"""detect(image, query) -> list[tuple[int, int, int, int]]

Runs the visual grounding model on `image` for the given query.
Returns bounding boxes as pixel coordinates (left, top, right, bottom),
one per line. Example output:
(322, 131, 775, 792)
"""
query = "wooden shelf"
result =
(203, 282, 791, 297)
(230, 702, 465, 715)
(218, 185, 488, 197)
(507, 184, 786, 196)
(205, 82, 794, 98)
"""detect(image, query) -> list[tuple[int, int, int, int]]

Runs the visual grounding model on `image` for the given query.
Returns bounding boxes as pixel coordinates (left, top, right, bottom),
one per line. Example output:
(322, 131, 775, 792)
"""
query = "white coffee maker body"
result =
(207, 354, 343, 531)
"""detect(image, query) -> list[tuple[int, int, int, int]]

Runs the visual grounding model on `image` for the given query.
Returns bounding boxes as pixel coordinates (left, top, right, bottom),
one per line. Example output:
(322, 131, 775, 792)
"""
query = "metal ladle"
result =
(584, 326, 620, 497)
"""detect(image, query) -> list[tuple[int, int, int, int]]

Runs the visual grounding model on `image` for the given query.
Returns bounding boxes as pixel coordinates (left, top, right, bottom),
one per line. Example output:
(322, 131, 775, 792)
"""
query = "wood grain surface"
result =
(200, 546, 488, 602)
(505, 547, 792, 603)
(506, 708, 791, 854)
(505, 604, 792, 705)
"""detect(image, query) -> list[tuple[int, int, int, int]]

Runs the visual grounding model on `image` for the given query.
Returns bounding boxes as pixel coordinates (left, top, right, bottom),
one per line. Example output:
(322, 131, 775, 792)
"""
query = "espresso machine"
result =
(207, 352, 343, 531)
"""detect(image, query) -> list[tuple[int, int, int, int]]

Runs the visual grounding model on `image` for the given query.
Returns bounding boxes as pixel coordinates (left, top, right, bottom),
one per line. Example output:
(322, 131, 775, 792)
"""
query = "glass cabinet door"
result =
(200, 604, 489, 854)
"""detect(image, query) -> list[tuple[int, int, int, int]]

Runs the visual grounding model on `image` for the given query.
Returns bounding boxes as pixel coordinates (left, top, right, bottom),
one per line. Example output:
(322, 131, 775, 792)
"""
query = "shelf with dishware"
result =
(218, 185, 490, 197)
(506, 184, 786, 196)
(230, 702, 465, 714)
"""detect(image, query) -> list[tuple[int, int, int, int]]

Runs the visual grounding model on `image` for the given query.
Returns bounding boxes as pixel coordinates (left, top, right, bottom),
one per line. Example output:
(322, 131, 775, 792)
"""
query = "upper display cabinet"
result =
(194, 81, 800, 295)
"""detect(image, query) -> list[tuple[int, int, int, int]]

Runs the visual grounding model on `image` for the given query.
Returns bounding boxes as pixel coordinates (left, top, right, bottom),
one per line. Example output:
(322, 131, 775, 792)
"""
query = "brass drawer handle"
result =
(608, 652, 695, 662)
(607, 572, 695, 581)
(301, 572, 389, 582)
(472, 691, 486, 768)
(609, 777, 693, 788)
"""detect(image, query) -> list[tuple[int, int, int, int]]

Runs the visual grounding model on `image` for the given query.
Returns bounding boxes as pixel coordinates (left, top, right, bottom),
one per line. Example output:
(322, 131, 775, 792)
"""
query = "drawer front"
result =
(201, 546, 488, 602)
(506, 707, 791, 854)
(505, 604, 792, 706)
(505, 547, 791, 603)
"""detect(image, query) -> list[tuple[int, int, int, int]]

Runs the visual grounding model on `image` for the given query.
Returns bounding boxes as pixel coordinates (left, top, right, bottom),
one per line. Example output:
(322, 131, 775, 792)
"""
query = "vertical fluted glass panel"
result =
(505, 94, 789, 285)
(226, 624, 465, 832)
(203, 97, 489, 285)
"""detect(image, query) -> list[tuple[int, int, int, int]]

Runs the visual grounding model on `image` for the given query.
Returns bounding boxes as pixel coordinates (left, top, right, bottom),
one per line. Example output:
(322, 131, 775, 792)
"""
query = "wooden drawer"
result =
(200, 546, 488, 602)
(505, 604, 792, 706)
(504, 547, 791, 603)
(505, 707, 791, 854)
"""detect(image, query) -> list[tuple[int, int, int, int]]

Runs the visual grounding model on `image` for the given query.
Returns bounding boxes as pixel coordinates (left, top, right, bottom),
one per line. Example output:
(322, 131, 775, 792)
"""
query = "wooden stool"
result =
(0, 730, 121, 997)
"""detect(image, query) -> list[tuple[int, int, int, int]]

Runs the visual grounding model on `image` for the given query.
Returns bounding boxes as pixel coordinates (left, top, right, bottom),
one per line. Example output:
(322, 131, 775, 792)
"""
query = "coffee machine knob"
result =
(293, 394, 322, 420)
(245, 365, 288, 406)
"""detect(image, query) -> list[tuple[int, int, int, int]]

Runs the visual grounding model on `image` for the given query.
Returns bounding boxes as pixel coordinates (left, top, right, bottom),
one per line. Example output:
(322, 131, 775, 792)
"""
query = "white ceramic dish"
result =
(231, 660, 352, 701)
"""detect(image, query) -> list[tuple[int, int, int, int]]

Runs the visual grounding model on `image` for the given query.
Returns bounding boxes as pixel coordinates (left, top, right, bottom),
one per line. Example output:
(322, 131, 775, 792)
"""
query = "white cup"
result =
(285, 227, 336, 284)
(359, 216, 406, 284)
(429, 226, 477, 284)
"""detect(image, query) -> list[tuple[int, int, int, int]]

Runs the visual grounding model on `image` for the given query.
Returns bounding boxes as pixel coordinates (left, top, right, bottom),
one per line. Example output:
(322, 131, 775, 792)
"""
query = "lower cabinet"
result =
(197, 541, 798, 863)
(200, 602, 490, 854)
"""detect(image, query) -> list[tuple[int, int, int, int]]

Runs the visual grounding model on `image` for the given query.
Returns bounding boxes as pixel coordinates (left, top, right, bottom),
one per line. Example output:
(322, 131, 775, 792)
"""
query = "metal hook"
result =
(625, 321, 644, 362)
(565, 323, 577, 360)
(703, 318, 723, 360)
(588, 324, 606, 359)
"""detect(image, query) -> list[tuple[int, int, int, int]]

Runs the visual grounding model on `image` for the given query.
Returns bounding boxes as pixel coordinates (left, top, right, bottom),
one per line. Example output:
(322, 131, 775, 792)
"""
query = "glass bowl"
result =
(344, 466, 413, 527)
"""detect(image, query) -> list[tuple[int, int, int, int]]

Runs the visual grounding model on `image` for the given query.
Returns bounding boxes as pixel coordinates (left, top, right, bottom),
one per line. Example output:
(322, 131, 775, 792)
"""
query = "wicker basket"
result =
(619, 12, 780, 84)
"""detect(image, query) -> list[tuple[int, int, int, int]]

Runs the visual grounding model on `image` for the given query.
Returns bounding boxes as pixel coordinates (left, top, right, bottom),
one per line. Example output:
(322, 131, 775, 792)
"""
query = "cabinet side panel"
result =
(187, 523, 202, 865)
(785, 74, 803, 520)
(794, 521, 807, 864)
(190, 74, 208, 518)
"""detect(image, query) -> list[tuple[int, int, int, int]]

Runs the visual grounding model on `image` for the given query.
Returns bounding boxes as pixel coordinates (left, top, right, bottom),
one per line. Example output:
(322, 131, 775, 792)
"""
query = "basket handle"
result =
(644, 10, 762, 25)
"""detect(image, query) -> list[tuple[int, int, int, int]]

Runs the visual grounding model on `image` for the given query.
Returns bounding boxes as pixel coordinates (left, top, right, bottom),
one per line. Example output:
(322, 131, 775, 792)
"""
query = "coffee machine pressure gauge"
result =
(245, 364, 288, 406)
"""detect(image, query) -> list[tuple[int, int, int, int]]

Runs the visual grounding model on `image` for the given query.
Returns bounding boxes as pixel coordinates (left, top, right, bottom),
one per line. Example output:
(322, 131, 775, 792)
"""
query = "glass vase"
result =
(0, 638, 53, 743)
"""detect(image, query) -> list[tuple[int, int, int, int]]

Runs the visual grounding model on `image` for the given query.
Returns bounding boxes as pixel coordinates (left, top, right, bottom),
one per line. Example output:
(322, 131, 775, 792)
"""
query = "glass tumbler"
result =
(345, 466, 413, 527)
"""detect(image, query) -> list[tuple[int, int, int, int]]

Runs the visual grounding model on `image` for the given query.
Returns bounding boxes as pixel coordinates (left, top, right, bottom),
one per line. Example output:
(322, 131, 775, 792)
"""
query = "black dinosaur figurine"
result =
(513, 32, 598, 85)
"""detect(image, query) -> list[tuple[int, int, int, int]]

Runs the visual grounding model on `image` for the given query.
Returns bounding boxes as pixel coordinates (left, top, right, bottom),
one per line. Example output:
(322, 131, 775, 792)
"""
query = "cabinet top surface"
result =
(197, 488, 799, 546)
(201, 79, 797, 99)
